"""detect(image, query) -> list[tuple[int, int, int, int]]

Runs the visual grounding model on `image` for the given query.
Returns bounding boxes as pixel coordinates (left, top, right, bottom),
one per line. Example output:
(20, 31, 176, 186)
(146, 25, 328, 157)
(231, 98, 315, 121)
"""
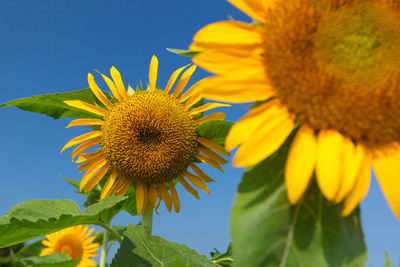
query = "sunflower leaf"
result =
(111, 225, 216, 267)
(166, 48, 200, 57)
(197, 120, 233, 146)
(230, 136, 367, 267)
(0, 88, 108, 119)
(11, 252, 79, 267)
(0, 196, 127, 248)
(94, 226, 127, 245)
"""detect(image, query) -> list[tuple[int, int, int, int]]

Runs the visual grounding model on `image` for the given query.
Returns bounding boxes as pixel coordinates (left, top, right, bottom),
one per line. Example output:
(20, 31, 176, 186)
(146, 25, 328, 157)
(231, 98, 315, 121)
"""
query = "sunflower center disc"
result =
(101, 90, 198, 184)
(55, 234, 83, 259)
(263, 0, 400, 149)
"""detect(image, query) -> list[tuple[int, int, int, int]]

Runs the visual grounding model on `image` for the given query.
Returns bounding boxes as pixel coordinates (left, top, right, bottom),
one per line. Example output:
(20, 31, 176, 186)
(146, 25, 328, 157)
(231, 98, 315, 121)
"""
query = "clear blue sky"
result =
(0, 1, 398, 266)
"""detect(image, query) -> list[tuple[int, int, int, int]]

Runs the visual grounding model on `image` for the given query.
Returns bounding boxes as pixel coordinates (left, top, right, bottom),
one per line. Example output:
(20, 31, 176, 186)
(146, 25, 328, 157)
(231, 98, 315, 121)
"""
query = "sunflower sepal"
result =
(166, 48, 199, 57)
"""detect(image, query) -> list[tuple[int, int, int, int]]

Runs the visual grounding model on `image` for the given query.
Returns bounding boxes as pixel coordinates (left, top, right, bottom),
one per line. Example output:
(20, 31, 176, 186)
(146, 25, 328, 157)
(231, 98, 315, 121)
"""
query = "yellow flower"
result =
(40, 225, 99, 267)
(190, 0, 400, 218)
(62, 55, 230, 215)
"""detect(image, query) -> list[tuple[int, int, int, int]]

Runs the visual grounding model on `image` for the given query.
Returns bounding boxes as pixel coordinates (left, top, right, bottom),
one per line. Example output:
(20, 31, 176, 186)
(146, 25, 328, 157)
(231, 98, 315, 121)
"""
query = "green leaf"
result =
(197, 120, 233, 146)
(0, 88, 108, 119)
(61, 176, 80, 191)
(166, 48, 200, 57)
(111, 225, 216, 267)
(210, 244, 233, 267)
(0, 196, 127, 248)
(12, 252, 79, 267)
(385, 251, 392, 267)
(230, 137, 367, 267)
(16, 240, 45, 257)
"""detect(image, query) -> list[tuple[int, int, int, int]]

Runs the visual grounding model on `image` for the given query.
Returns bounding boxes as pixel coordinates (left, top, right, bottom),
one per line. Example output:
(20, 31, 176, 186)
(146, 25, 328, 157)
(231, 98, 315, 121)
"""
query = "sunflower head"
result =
(61, 55, 230, 215)
(40, 225, 99, 267)
(190, 0, 400, 219)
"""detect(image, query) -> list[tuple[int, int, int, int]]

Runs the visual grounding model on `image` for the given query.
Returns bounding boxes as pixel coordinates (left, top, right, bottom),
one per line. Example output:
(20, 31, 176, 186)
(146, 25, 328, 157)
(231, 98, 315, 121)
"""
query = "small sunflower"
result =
(191, 0, 400, 218)
(40, 225, 99, 267)
(61, 55, 230, 215)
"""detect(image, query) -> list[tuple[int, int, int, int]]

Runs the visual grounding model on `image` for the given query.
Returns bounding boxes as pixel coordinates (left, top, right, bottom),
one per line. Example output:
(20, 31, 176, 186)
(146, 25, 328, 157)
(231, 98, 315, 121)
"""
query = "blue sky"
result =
(0, 1, 398, 266)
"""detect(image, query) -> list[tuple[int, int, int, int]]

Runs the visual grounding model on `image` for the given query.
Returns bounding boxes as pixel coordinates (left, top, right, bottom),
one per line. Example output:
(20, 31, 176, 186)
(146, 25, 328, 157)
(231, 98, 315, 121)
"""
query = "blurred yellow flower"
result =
(191, 0, 400, 218)
(62, 55, 229, 215)
(40, 225, 99, 267)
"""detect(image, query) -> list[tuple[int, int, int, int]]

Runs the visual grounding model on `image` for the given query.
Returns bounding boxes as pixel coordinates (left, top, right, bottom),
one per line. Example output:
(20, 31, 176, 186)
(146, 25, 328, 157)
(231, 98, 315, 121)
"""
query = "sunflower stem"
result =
(142, 204, 153, 235)
(99, 230, 108, 267)
(96, 221, 123, 244)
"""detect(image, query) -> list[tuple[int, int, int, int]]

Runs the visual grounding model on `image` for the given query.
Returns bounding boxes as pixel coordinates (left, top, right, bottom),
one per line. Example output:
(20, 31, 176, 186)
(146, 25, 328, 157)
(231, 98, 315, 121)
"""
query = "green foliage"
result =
(94, 226, 127, 245)
(166, 48, 199, 57)
(111, 225, 216, 267)
(230, 137, 367, 267)
(11, 252, 79, 267)
(197, 120, 233, 146)
(385, 251, 392, 267)
(0, 89, 108, 119)
(210, 244, 233, 267)
(0, 196, 126, 248)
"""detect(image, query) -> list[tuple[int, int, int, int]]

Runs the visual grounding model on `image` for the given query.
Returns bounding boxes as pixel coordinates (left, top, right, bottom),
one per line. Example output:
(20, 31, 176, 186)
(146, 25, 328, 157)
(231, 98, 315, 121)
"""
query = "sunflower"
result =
(61, 55, 230, 215)
(40, 225, 99, 267)
(190, 0, 400, 218)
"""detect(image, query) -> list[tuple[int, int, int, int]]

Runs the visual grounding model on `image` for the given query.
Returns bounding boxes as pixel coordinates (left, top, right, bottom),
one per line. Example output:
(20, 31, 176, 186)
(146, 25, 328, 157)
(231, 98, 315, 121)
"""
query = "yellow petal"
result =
(84, 164, 110, 192)
(194, 112, 225, 125)
(197, 76, 274, 103)
(192, 20, 263, 46)
(197, 147, 228, 165)
(177, 176, 199, 199)
(179, 80, 200, 103)
(372, 152, 400, 220)
(136, 182, 145, 215)
(96, 70, 122, 101)
(335, 140, 365, 203)
(184, 92, 203, 110)
(285, 125, 316, 204)
(193, 50, 264, 77)
(195, 154, 224, 173)
(71, 139, 101, 162)
(227, 0, 269, 23)
(183, 171, 210, 194)
(169, 182, 180, 213)
(100, 172, 118, 199)
(77, 153, 104, 171)
(79, 158, 107, 191)
(164, 64, 190, 95)
(66, 118, 104, 128)
(225, 101, 275, 150)
(87, 73, 114, 109)
(158, 183, 172, 212)
(198, 137, 230, 156)
(149, 184, 158, 208)
(189, 102, 231, 116)
(61, 131, 102, 153)
(148, 55, 158, 92)
(233, 105, 294, 167)
(106, 177, 126, 199)
(316, 130, 345, 202)
(117, 180, 131, 197)
(75, 150, 102, 163)
(172, 65, 197, 98)
(64, 100, 108, 117)
(110, 66, 128, 100)
(341, 160, 371, 216)
(190, 163, 215, 183)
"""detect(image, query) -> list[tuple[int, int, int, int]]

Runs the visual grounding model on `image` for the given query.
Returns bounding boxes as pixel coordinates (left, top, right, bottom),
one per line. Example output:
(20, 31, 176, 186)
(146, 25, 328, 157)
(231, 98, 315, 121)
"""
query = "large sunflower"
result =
(61, 55, 229, 215)
(190, 0, 400, 218)
(40, 225, 99, 267)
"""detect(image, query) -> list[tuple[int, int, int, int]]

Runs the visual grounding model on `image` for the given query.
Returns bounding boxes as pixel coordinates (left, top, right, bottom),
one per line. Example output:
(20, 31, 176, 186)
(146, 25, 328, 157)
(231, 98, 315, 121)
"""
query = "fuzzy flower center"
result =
(263, 0, 400, 149)
(101, 90, 198, 184)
